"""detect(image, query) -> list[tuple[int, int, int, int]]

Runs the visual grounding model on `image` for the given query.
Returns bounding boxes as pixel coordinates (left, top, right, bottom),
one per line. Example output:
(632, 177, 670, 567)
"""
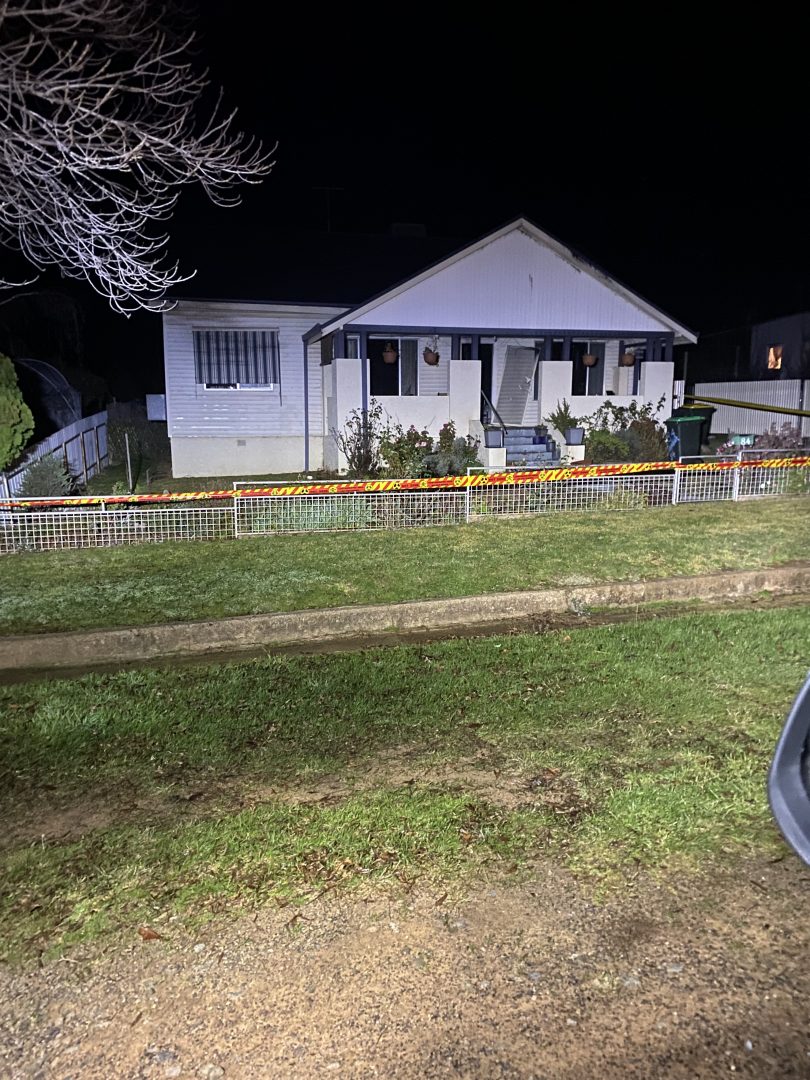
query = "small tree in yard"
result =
(18, 453, 73, 497)
(332, 401, 387, 478)
(0, 353, 34, 469)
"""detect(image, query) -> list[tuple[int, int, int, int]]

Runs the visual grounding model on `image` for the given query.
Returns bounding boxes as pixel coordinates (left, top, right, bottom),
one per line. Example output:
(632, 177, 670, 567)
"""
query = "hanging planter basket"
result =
(582, 354, 598, 368)
(423, 348, 440, 366)
(620, 352, 636, 367)
(382, 343, 398, 365)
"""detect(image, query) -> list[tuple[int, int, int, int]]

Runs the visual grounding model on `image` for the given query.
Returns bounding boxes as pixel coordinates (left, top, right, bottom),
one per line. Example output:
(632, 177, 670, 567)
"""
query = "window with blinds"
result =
(193, 329, 280, 388)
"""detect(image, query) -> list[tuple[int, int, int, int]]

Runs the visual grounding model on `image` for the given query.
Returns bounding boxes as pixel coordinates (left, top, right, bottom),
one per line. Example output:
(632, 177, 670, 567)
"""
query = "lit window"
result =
(768, 344, 783, 370)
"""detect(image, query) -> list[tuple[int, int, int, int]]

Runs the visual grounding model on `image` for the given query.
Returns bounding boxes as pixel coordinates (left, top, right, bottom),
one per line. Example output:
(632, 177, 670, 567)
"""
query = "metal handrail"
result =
(481, 390, 508, 432)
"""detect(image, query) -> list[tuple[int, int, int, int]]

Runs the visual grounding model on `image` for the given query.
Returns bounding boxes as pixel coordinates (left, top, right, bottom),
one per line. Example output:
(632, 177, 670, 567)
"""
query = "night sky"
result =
(2, 11, 809, 398)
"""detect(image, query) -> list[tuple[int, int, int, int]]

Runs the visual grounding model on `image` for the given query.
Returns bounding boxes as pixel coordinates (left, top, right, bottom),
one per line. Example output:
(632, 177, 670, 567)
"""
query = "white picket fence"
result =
(0, 411, 108, 498)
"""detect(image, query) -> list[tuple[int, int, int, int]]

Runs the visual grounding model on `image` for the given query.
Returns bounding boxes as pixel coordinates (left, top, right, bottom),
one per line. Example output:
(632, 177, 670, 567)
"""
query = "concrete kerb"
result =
(2, 564, 809, 681)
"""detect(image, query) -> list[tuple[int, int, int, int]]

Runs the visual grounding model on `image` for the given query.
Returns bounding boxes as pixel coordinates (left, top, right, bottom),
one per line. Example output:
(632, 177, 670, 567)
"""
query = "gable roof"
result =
(307, 218, 697, 344)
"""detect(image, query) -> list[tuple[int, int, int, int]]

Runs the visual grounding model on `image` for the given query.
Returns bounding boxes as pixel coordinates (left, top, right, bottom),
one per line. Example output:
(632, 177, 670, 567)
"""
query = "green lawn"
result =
(1, 606, 806, 960)
(1, 499, 808, 635)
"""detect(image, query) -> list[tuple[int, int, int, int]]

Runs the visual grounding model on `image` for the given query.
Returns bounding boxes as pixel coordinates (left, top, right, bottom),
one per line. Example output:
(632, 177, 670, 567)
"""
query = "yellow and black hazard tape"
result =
(2, 457, 809, 510)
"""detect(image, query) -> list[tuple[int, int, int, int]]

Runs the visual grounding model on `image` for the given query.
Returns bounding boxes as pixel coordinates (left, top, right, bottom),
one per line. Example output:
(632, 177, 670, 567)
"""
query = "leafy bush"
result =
(0, 354, 34, 470)
(18, 453, 74, 497)
(583, 395, 666, 434)
(753, 423, 804, 450)
(622, 418, 668, 462)
(107, 404, 170, 491)
(331, 400, 386, 478)
(418, 421, 481, 477)
(544, 399, 581, 433)
(380, 422, 433, 477)
(584, 430, 629, 464)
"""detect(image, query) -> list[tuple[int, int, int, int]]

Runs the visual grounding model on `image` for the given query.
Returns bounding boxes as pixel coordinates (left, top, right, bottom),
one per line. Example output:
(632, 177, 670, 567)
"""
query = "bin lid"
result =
(665, 414, 705, 423)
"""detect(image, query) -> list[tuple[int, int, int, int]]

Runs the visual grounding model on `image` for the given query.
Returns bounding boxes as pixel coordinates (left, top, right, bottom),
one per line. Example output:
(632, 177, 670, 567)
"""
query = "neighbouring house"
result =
(162, 218, 697, 476)
(682, 312, 810, 438)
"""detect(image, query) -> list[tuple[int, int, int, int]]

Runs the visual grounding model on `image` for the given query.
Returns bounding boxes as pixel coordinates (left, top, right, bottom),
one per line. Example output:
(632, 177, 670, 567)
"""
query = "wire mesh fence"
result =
(469, 473, 675, 517)
(0, 506, 234, 553)
(235, 489, 467, 535)
(1, 461, 808, 554)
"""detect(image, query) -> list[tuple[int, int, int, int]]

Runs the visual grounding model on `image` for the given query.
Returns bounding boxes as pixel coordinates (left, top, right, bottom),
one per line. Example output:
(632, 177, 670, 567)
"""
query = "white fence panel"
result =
(0, 411, 108, 497)
(692, 380, 806, 436)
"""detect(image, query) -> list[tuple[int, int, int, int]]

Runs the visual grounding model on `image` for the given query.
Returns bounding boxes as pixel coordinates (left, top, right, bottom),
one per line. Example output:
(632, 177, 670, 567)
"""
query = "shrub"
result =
(584, 395, 666, 434)
(331, 400, 386, 478)
(753, 423, 803, 450)
(18, 453, 74, 497)
(0, 354, 34, 470)
(421, 435, 482, 477)
(544, 399, 581, 433)
(621, 418, 668, 462)
(107, 405, 170, 491)
(584, 430, 629, 464)
(380, 423, 433, 478)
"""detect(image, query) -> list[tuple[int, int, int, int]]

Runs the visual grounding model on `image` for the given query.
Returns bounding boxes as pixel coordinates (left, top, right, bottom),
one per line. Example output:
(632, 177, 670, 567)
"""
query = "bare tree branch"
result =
(0, 0, 274, 313)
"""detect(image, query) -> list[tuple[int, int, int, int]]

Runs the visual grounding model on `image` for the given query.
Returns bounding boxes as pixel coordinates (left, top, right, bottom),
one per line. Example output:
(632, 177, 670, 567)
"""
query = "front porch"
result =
(317, 327, 676, 471)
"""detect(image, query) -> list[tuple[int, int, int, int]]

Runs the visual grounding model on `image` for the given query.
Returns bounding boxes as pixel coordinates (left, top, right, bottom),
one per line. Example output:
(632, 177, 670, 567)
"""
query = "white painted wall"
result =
(170, 435, 323, 478)
(163, 300, 344, 446)
(639, 361, 675, 415)
(536, 361, 573, 428)
(377, 396, 450, 431)
(346, 228, 685, 336)
(449, 358, 481, 436)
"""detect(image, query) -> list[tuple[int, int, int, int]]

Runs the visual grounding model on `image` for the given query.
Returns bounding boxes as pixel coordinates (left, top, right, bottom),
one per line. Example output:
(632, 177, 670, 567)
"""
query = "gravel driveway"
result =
(2, 855, 809, 1079)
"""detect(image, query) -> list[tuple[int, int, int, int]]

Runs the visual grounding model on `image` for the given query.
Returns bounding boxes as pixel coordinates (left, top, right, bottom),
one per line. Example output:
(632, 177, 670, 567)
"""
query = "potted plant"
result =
(620, 351, 636, 367)
(382, 342, 398, 365)
(544, 399, 584, 446)
(423, 336, 440, 366)
(582, 353, 597, 367)
(483, 426, 503, 448)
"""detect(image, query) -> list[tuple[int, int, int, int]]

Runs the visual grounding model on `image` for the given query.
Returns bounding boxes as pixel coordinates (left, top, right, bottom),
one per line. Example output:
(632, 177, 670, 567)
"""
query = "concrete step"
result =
(506, 452, 558, 465)
(504, 438, 552, 450)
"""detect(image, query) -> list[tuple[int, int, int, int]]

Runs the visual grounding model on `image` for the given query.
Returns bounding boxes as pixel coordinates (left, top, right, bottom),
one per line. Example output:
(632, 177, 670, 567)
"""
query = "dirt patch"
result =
(2, 746, 579, 850)
(2, 854, 809, 1078)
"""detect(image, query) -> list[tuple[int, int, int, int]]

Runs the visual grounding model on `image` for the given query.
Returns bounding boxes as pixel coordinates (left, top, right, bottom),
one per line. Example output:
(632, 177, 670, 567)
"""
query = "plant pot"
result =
(382, 345, 397, 365)
(582, 354, 597, 367)
(620, 352, 636, 367)
(565, 426, 585, 446)
(423, 349, 440, 366)
(484, 427, 503, 448)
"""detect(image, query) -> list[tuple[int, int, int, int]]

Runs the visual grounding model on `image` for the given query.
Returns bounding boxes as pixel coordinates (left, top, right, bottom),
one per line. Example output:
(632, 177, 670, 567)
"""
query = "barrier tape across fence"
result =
(2, 456, 809, 510)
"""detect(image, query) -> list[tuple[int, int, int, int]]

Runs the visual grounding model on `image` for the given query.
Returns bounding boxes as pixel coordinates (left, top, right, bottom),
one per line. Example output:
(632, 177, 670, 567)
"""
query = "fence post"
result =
(232, 493, 240, 539)
(671, 468, 680, 505)
(80, 431, 88, 486)
(465, 484, 472, 523)
(124, 432, 133, 492)
(732, 462, 741, 502)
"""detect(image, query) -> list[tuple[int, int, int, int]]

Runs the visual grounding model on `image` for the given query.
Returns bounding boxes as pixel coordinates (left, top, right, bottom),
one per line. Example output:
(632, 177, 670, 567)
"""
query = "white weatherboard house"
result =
(162, 218, 697, 477)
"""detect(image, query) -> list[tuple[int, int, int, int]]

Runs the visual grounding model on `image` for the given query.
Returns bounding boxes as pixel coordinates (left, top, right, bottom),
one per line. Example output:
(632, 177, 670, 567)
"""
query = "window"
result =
(346, 336, 360, 359)
(193, 329, 279, 389)
(768, 344, 783, 370)
(368, 338, 418, 396)
(571, 340, 604, 396)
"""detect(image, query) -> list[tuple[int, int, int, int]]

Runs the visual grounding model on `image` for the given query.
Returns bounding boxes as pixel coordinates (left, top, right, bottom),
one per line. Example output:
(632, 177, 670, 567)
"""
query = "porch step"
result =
(505, 451, 558, 465)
